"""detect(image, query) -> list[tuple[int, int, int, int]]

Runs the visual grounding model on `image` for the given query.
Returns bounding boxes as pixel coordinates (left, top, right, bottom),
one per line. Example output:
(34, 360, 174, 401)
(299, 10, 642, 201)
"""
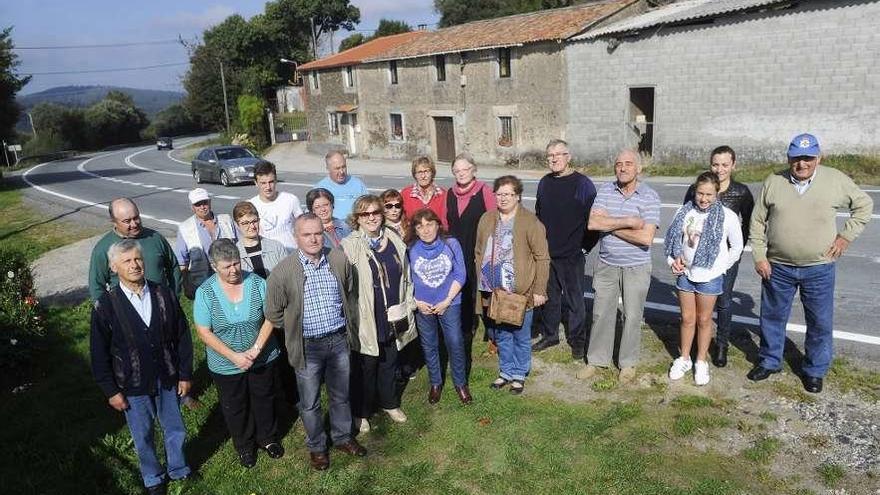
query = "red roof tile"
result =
(366, 0, 637, 62)
(299, 31, 427, 71)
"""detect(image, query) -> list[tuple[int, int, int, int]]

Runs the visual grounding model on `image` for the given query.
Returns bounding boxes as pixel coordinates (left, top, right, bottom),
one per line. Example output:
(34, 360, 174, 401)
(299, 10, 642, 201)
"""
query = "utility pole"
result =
(27, 112, 37, 138)
(310, 17, 319, 58)
(219, 61, 231, 135)
(2, 141, 9, 168)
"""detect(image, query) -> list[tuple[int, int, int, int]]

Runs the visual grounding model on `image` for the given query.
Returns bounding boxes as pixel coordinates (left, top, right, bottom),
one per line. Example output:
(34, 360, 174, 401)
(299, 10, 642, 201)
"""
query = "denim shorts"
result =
(676, 274, 723, 296)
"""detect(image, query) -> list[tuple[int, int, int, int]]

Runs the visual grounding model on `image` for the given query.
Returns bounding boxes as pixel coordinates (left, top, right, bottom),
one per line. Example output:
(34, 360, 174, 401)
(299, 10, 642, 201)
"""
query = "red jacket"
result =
(401, 184, 448, 228)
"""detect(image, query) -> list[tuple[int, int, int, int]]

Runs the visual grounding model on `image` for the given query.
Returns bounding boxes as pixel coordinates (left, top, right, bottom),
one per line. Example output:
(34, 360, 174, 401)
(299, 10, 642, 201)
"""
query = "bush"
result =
(22, 131, 72, 157)
(0, 246, 45, 369)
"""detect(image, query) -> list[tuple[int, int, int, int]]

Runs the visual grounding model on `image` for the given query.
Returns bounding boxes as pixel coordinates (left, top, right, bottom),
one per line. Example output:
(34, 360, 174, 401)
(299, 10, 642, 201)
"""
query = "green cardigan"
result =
(88, 228, 182, 301)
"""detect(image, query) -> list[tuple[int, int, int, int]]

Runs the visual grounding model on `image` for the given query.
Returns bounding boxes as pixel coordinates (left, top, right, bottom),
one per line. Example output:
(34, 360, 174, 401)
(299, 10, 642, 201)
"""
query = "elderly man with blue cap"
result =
(748, 133, 873, 393)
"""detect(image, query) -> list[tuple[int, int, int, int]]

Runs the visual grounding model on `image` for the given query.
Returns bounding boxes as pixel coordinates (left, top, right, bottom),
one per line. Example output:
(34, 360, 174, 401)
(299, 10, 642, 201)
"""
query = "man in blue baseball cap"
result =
(748, 133, 873, 393)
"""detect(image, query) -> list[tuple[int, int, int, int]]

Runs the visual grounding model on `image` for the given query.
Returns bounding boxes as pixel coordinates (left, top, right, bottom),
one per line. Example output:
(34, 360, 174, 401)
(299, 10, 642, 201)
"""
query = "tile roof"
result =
(577, 0, 796, 39)
(365, 0, 638, 62)
(298, 31, 426, 71)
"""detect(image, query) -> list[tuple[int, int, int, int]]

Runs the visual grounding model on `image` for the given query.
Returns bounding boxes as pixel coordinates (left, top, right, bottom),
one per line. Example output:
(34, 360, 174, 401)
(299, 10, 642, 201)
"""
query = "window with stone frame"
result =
(390, 113, 404, 141)
(389, 60, 399, 85)
(498, 116, 513, 147)
(328, 113, 340, 135)
(498, 48, 511, 78)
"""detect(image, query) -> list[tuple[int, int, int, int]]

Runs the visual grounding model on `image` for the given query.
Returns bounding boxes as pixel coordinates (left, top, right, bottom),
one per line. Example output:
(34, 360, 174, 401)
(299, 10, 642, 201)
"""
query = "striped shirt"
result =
(594, 181, 661, 267)
(194, 272, 279, 375)
(299, 251, 346, 338)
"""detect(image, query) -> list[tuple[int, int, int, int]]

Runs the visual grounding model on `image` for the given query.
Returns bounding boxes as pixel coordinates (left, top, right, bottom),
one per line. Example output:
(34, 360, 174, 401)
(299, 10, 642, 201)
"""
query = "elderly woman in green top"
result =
(193, 238, 283, 469)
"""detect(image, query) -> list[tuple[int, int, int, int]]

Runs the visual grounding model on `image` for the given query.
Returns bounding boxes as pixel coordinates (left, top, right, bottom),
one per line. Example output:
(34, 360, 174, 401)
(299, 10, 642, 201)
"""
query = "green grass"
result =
(0, 182, 102, 261)
(0, 303, 829, 495)
(816, 462, 846, 487)
(573, 153, 880, 185)
(826, 357, 880, 402)
(742, 436, 782, 464)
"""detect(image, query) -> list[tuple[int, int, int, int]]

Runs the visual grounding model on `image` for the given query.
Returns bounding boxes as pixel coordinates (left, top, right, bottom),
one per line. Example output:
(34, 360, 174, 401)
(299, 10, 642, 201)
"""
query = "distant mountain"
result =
(17, 85, 184, 117)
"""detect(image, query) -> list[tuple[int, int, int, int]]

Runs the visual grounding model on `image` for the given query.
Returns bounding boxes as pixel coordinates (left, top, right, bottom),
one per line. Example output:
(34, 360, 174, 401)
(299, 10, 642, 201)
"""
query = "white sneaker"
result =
(355, 417, 371, 433)
(383, 408, 408, 423)
(694, 360, 710, 386)
(669, 357, 693, 380)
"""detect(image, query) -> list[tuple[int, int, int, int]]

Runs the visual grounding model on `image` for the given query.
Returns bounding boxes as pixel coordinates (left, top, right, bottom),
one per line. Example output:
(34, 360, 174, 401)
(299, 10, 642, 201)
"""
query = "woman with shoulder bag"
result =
(408, 208, 471, 405)
(475, 176, 550, 395)
(340, 195, 417, 432)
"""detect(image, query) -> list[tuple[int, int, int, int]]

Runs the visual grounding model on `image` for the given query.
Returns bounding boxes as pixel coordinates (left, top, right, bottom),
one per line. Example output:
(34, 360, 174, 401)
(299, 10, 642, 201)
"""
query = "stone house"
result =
(566, 0, 880, 164)
(352, 0, 641, 165)
(298, 31, 426, 157)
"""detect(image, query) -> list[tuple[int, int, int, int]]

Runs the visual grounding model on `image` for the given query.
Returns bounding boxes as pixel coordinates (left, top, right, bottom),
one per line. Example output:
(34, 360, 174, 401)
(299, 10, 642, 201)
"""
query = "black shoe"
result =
(146, 482, 167, 495)
(263, 442, 285, 459)
(572, 348, 585, 362)
(802, 375, 823, 393)
(712, 344, 729, 368)
(532, 338, 559, 352)
(747, 365, 781, 382)
(239, 450, 257, 469)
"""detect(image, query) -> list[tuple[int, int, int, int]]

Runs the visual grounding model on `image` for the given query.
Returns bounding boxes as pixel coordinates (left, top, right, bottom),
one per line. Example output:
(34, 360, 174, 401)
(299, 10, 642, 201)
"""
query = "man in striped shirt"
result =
(577, 149, 661, 384)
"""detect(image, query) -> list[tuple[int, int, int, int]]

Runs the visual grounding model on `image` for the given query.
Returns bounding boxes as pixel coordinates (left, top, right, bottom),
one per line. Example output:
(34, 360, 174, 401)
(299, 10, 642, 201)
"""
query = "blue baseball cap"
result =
(787, 133, 820, 158)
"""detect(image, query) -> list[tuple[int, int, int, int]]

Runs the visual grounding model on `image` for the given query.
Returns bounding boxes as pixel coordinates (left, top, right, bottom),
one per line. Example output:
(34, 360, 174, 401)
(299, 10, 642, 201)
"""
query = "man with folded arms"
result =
(748, 133, 872, 393)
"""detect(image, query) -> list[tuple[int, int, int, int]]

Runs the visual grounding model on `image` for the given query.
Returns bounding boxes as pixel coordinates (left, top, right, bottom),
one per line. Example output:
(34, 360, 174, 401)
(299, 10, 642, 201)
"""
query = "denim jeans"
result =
(759, 262, 836, 377)
(416, 304, 467, 387)
(540, 253, 587, 352)
(124, 380, 190, 488)
(485, 309, 534, 382)
(295, 331, 353, 453)
(714, 260, 741, 346)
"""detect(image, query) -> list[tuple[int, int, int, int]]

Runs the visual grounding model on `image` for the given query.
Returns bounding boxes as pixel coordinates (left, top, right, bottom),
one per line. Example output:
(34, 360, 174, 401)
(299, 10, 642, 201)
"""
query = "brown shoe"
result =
(428, 385, 442, 404)
(309, 451, 329, 471)
(455, 385, 473, 405)
(335, 439, 367, 457)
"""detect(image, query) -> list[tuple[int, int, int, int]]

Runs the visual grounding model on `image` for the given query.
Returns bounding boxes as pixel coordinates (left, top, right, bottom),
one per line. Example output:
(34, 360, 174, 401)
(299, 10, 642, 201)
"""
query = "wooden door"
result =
(434, 117, 455, 162)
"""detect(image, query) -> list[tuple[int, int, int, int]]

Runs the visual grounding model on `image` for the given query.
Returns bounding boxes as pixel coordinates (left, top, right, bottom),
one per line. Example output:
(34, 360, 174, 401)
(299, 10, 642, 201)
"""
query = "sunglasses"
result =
(384, 202, 402, 210)
(357, 210, 383, 218)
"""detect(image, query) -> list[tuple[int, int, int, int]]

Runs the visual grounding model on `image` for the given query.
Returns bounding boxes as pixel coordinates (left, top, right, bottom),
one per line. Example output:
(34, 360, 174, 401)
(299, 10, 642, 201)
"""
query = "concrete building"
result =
(356, 0, 640, 165)
(566, 0, 880, 164)
(298, 32, 426, 157)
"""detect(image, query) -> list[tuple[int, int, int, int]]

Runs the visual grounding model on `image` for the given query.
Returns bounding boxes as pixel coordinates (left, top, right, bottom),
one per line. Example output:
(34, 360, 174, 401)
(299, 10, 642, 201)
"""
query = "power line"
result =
(15, 39, 187, 50)
(28, 62, 189, 75)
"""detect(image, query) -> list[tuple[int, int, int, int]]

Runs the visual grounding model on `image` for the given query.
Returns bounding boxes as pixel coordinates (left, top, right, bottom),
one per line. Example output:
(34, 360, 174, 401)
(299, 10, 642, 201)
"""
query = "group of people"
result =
(89, 138, 872, 494)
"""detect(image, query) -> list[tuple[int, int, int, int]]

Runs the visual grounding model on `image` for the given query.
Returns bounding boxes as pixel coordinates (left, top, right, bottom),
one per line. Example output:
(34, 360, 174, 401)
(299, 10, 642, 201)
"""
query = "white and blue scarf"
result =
(664, 200, 724, 269)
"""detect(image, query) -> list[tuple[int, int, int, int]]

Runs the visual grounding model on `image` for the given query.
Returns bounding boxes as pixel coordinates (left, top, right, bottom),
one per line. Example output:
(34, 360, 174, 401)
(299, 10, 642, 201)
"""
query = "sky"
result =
(3, 0, 439, 95)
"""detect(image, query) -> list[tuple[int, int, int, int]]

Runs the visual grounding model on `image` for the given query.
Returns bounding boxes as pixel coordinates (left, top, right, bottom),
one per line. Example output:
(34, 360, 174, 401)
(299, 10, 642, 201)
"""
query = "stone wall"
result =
(566, 0, 880, 164)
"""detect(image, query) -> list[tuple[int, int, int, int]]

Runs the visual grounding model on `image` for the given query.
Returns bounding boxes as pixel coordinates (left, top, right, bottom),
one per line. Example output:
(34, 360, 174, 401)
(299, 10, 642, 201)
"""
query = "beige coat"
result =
(340, 228, 417, 355)
(474, 205, 550, 313)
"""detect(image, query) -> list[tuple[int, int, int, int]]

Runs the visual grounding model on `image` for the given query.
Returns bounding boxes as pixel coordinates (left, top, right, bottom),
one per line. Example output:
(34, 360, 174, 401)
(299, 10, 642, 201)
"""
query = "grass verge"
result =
(0, 181, 102, 261)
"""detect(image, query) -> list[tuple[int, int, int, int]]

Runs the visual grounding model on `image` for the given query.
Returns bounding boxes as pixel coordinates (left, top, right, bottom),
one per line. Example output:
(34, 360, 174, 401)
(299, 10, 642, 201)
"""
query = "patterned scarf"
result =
(664, 199, 724, 269)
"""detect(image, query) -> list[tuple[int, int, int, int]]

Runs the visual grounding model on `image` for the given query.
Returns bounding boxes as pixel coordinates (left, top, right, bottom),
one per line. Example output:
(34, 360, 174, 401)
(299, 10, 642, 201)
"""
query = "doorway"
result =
(629, 87, 655, 156)
(433, 117, 455, 162)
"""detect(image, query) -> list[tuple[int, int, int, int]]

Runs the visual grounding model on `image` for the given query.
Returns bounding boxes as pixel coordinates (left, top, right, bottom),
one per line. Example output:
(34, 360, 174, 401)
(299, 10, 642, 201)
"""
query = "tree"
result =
(29, 102, 87, 149)
(373, 19, 412, 38)
(0, 27, 31, 146)
(434, 0, 574, 27)
(237, 94, 267, 148)
(147, 104, 201, 138)
(84, 97, 148, 148)
(339, 33, 366, 52)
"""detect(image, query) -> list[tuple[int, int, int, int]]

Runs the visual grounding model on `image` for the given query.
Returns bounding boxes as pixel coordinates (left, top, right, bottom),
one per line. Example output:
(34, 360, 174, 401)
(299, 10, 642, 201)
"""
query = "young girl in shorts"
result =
(664, 171, 743, 385)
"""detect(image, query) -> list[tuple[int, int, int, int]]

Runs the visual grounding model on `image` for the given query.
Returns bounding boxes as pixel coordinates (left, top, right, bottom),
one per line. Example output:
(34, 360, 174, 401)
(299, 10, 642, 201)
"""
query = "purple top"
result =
(409, 237, 466, 306)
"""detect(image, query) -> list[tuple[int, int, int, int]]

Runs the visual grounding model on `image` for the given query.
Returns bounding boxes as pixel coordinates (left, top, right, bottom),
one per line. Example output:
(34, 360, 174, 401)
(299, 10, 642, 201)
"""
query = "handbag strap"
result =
(369, 237, 392, 311)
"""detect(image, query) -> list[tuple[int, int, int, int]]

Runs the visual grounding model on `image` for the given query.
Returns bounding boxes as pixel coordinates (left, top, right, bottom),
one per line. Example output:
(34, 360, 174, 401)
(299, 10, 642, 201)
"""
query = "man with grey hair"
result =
(88, 198, 181, 301)
(90, 239, 193, 494)
(533, 139, 597, 361)
(315, 150, 368, 219)
(265, 213, 363, 471)
(578, 149, 660, 384)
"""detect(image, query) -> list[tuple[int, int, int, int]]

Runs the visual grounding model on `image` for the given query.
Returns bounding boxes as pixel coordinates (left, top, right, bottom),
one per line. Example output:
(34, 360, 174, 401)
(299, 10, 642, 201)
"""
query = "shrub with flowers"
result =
(0, 247, 45, 369)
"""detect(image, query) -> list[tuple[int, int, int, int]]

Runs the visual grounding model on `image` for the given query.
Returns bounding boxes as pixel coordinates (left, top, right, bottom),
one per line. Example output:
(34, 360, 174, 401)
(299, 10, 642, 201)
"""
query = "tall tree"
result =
(0, 27, 31, 145)
(434, 0, 574, 27)
(373, 19, 412, 38)
(339, 33, 366, 52)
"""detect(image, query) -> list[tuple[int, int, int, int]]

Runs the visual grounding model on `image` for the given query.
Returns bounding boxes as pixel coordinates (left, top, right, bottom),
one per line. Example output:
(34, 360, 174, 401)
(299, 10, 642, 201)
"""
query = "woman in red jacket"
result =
(401, 156, 447, 228)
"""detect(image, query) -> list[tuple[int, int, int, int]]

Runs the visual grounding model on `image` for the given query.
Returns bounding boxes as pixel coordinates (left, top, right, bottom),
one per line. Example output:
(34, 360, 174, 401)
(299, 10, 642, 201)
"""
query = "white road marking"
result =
(214, 195, 240, 200)
(582, 292, 880, 346)
(665, 184, 689, 187)
(23, 157, 180, 226)
(124, 147, 191, 177)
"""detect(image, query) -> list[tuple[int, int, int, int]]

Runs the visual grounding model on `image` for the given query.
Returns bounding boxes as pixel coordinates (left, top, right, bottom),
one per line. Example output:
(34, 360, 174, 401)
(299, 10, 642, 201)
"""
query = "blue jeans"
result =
(715, 260, 741, 346)
(485, 309, 534, 382)
(759, 262, 836, 377)
(295, 331, 353, 453)
(416, 304, 467, 387)
(124, 380, 190, 488)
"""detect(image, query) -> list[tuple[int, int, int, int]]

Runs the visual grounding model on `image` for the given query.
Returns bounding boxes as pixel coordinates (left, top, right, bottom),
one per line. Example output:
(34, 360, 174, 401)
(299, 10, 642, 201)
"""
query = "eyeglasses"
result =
(384, 202, 402, 210)
(237, 219, 259, 227)
(495, 192, 517, 198)
(546, 152, 569, 160)
(357, 210, 383, 218)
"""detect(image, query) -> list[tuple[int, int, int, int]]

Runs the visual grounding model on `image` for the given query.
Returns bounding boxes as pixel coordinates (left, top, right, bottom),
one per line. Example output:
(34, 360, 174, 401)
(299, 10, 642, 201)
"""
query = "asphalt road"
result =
(20, 139, 880, 365)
